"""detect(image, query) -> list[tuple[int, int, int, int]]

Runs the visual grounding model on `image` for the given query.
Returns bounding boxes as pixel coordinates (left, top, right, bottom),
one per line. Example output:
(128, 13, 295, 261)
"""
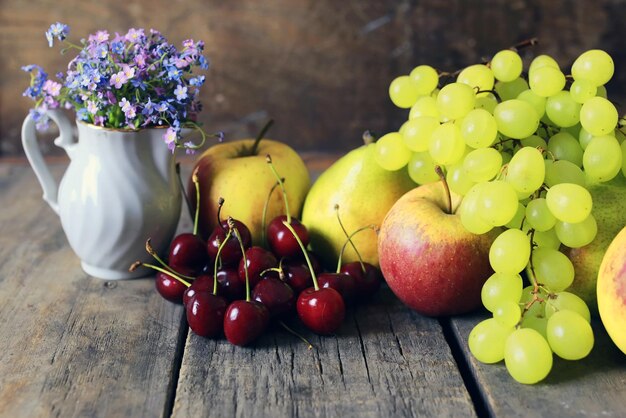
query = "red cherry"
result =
(223, 300, 270, 346)
(216, 268, 245, 301)
(155, 271, 187, 303)
(168, 233, 208, 276)
(207, 219, 251, 266)
(267, 215, 309, 258)
(183, 274, 220, 307)
(317, 272, 356, 304)
(340, 262, 383, 300)
(238, 246, 277, 289)
(297, 287, 345, 335)
(186, 292, 228, 338)
(252, 277, 295, 317)
(282, 262, 313, 294)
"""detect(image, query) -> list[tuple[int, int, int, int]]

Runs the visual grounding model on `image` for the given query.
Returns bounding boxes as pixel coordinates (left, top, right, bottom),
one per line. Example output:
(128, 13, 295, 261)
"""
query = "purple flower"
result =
(42, 80, 62, 96)
(156, 101, 170, 112)
(125, 28, 144, 43)
(174, 85, 188, 101)
(142, 98, 155, 115)
(45, 22, 69, 47)
(184, 141, 196, 155)
(89, 30, 110, 44)
(189, 76, 205, 87)
(163, 127, 178, 152)
(87, 100, 99, 114)
(120, 64, 135, 79)
(120, 97, 136, 119)
(94, 115, 105, 126)
(166, 66, 181, 81)
(111, 41, 125, 55)
(109, 71, 128, 89)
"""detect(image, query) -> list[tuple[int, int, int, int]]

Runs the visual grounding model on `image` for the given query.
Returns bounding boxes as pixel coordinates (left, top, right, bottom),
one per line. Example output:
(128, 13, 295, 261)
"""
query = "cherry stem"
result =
(261, 178, 285, 247)
(250, 119, 274, 156)
(336, 224, 378, 274)
(334, 204, 366, 273)
(279, 320, 314, 350)
(281, 220, 319, 290)
(230, 218, 251, 302)
(434, 166, 452, 215)
(130, 261, 191, 287)
(216, 197, 226, 232)
(212, 228, 233, 295)
(266, 154, 291, 223)
(145, 238, 195, 281)
(191, 168, 201, 236)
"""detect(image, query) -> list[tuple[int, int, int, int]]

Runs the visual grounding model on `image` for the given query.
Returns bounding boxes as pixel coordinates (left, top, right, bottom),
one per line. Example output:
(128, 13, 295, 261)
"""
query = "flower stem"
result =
(282, 220, 318, 290)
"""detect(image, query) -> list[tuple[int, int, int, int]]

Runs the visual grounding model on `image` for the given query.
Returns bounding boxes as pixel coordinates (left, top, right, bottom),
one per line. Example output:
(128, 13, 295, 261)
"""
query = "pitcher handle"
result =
(21, 109, 76, 215)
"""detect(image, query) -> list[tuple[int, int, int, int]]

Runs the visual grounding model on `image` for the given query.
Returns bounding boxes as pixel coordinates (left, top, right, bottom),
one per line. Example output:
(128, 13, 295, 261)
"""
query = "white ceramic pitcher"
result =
(21, 110, 182, 280)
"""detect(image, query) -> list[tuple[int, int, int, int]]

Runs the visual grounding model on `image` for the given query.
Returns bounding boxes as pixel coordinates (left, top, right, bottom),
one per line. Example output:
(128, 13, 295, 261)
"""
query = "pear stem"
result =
(191, 168, 201, 236)
(130, 261, 191, 287)
(334, 204, 366, 273)
(212, 228, 232, 295)
(336, 224, 378, 274)
(282, 220, 318, 290)
(230, 218, 251, 302)
(250, 119, 274, 156)
(261, 178, 285, 247)
(145, 238, 195, 281)
(266, 154, 291, 223)
(435, 165, 452, 215)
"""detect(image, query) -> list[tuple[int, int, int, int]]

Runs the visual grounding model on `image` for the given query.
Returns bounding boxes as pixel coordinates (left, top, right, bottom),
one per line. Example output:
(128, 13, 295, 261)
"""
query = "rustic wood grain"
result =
(2, 0, 626, 156)
(0, 164, 186, 418)
(171, 288, 476, 418)
(450, 313, 626, 418)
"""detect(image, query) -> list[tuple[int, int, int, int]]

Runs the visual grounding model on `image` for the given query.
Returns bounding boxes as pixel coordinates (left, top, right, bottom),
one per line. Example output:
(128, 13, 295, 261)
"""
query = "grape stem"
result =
(362, 130, 377, 145)
(474, 88, 502, 102)
(434, 166, 452, 215)
(509, 37, 538, 52)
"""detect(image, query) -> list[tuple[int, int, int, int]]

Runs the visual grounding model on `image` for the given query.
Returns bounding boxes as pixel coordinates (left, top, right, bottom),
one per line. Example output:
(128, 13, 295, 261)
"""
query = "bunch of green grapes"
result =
(377, 47, 626, 384)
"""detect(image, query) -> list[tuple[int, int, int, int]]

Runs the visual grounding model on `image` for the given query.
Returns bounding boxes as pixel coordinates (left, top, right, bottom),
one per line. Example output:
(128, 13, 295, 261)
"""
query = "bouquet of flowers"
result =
(22, 22, 222, 153)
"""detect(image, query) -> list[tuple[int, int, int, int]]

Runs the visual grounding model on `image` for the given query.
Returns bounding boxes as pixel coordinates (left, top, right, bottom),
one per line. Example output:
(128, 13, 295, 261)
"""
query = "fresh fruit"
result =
(223, 300, 270, 346)
(187, 292, 228, 338)
(155, 271, 188, 304)
(238, 246, 277, 289)
(191, 121, 310, 245)
(302, 134, 415, 269)
(597, 225, 626, 354)
(252, 276, 295, 317)
(317, 272, 356, 304)
(340, 261, 382, 300)
(378, 172, 497, 316)
(206, 200, 252, 265)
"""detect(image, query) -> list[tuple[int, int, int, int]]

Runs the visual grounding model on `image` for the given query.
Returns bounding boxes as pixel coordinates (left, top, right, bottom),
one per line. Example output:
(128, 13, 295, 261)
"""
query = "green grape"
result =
(562, 123, 582, 138)
(525, 198, 556, 232)
(622, 140, 626, 177)
(596, 84, 608, 98)
(504, 328, 553, 384)
(491, 50, 523, 82)
(529, 66, 566, 97)
(545, 291, 591, 323)
(578, 127, 593, 150)
(545, 183, 592, 223)
(529, 54, 560, 72)
(615, 128, 626, 144)
(580, 96, 618, 136)
(505, 146, 545, 193)
(555, 214, 597, 248)
(436, 82, 476, 120)
(409, 65, 439, 95)
(571, 49, 614, 86)
(459, 183, 493, 234)
(570, 79, 597, 103)
(526, 226, 561, 250)
(446, 163, 475, 196)
(457, 64, 494, 94)
(460, 108, 498, 148)
(583, 135, 622, 183)
(495, 77, 529, 101)
(389, 75, 419, 108)
(407, 151, 440, 185)
(517, 89, 546, 118)
(506, 203, 526, 229)
(520, 135, 547, 150)
(402, 117, 440, 152)
(409, 95, 439, 120)
(463, 148, 502, 182)
(468, 318, 514, 364)
(545, 91, 581, 128)
(546, 310, 594, 360)
(429, 122, 466, 165)
(494, 300, 522, 328)
(544, 159, 586, 187)
(494, 100, 540, 139)
(481, 272, 524, 312)
(474, 94, 498, 113)
(479, 180, 519, 226)
(520, 313, 549, 339)
(374, 132, 412, 171)
(531, 247, 575, 292)
(489, 229, 531, 274)
(547, 131, 583, 167)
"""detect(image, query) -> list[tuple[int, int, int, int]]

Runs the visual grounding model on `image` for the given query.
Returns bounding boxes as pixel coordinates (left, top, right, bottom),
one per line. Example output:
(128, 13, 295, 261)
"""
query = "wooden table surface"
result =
(1, 157, 625, 418)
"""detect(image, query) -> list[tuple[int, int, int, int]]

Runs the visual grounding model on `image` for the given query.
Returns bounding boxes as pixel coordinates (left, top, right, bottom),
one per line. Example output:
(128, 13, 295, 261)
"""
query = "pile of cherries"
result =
(133, 155, 383, 347)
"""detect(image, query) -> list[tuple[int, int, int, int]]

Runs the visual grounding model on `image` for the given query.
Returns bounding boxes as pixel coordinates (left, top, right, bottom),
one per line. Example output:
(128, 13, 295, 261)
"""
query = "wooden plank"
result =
(450, 313, 626, 417)
(171, 287, 476, 417)
(0, 164, 186, 418)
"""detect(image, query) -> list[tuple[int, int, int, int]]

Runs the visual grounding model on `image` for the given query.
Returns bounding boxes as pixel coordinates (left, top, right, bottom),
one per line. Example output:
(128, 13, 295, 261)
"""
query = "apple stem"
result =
(191, 168, 201, 236)
(144, 238, 196, 281)
(261, 178, 285, 247)
(334, 204, 366, 273)
(250, 119, 274, 156)
(176, 163, 194, 221)
(279, 320, 314, 349)
(435, 165, 452, 215)
(362, 130, 377, 145)
(336, 224, 378, 274)
(212, 227, 233, 296)
(282, 220, 319, 291)
(216, 197, 227, 232)
(129, 261, 191, 287)
(230, 217, 251, 302)
(266, 154, 291, 223)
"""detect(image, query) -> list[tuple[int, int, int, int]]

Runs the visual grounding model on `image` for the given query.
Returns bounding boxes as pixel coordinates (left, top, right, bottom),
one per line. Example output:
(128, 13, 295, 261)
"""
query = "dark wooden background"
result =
(1, 0, 625, 156)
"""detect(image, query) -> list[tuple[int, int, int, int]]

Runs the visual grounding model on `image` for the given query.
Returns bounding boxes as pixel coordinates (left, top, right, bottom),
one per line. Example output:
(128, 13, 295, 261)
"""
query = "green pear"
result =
(301, 141, 416, 270)
(567, 174, 626, 313)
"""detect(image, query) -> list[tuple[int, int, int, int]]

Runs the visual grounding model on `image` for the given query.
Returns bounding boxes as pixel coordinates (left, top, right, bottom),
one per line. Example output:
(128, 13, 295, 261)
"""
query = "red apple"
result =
(378, 181, 497, 316)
